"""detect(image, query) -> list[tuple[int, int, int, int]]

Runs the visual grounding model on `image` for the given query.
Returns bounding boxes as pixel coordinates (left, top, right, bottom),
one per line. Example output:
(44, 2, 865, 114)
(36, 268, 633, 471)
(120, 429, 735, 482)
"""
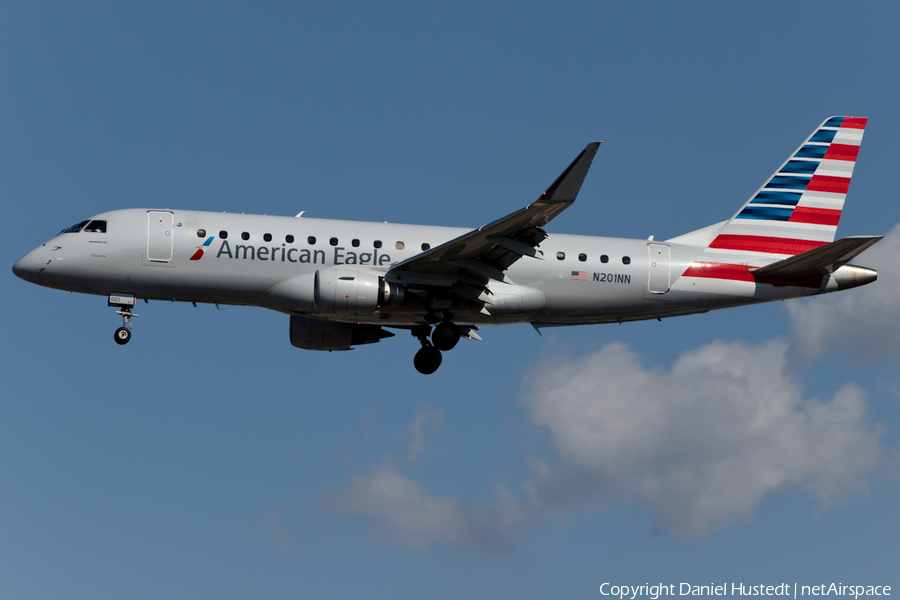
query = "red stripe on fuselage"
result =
(683, 262, 755, 282)
(683, 261, 824, 288)
(708, 235, 827, 255)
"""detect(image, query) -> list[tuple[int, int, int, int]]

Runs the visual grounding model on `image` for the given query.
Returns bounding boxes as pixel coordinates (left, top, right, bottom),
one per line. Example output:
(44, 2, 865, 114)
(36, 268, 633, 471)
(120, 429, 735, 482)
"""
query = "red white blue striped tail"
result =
(683, 116, 866, 282)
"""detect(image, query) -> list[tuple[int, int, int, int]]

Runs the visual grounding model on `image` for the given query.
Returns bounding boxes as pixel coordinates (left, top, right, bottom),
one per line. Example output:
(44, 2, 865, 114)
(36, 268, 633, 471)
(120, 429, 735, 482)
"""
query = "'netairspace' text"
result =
(599, 584, 891, 600)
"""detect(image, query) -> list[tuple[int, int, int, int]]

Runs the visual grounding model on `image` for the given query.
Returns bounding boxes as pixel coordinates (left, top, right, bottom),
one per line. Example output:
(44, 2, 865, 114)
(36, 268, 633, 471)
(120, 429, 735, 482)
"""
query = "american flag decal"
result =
(571, 271, 587, 281)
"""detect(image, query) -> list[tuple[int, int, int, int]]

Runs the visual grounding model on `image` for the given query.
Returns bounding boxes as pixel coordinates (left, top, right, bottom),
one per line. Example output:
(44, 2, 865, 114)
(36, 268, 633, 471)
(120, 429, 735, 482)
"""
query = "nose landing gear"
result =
(108, 293, 138, 345)
(113, 307, 137, 345)
(114, 325, 132, 345)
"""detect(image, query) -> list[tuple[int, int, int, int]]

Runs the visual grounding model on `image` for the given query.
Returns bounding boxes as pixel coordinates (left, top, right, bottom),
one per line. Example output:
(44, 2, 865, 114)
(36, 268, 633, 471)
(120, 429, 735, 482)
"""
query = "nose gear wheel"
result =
(113, 307, 137, 345)
(114, 327, 132, 345)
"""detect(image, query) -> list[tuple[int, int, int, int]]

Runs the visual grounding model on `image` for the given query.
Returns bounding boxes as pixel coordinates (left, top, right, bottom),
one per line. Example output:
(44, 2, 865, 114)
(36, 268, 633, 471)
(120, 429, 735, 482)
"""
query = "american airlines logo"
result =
(189, 236, 216, 260)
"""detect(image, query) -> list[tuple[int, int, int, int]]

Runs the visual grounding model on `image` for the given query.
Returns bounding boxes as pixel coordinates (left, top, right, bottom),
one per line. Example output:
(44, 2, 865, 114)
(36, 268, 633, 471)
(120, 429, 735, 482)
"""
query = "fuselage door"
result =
(147, 211, 174, 262)
(647, 243, 670, 294)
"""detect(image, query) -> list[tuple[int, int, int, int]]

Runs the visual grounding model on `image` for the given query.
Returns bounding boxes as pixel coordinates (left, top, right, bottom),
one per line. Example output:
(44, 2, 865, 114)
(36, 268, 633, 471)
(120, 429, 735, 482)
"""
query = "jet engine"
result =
(315, 268, 405, 313)
(289, 315, 394, 351)
(262, 268, 405, 314)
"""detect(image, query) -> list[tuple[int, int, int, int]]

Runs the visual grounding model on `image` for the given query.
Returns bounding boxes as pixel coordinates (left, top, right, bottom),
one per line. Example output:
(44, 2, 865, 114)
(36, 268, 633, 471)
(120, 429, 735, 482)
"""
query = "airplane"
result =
(13, 116, 881, 374)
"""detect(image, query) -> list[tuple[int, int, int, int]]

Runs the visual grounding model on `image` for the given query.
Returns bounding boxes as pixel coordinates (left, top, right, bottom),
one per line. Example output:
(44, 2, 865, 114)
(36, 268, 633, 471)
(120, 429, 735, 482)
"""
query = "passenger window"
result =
(286, 235, 294, 243)
(220, 230, 228, 239)
(308, 236, 316, 245)
(263, 233, 272, 242)
(241, 232, 250, 241)
(623, 256, 631, 265)
(330, 237, 338, 246)
(60, 220, 90, 234)
(578, 253, 587, 262)
(197, 229, 206, 238)
(396, 241, 405, 250)
(421, 243, 430, 251)
(83, 220, 107, 233)
(556, 252, 565, 260)
(352, 239, 360, 247)
(374, 240, 382, 249)
(600, 254, 608, 263)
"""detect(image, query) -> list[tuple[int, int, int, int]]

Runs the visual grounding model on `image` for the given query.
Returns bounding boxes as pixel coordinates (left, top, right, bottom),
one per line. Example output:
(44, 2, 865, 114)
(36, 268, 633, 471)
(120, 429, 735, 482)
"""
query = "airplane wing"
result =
(751, 235, 882, 277)
(387, 143, 601, 302)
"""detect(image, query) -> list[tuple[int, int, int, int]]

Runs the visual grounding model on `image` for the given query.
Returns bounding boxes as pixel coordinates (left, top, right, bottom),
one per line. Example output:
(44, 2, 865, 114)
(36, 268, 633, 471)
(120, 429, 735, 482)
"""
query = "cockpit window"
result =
(83, 220, 107, 233)
(60, 220, 89, 234)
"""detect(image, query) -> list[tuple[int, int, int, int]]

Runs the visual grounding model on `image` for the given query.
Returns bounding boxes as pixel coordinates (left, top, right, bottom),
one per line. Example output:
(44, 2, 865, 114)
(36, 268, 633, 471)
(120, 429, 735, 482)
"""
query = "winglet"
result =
(539, 142, 602, 203)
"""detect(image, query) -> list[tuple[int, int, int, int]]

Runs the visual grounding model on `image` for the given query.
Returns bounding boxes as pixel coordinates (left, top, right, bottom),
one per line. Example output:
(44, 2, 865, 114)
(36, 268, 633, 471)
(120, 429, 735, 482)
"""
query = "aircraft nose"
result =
(12, 251, 44, 283)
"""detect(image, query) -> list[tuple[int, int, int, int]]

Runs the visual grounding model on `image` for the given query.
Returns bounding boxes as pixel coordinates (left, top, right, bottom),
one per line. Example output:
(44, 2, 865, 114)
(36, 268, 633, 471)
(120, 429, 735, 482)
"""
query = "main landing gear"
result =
(431, 321, 460, 351)
(412, 325, 442, 374)
(411, 321, 463, 374)
(108, 293, 139, 345)
(113, 306, 137, 345)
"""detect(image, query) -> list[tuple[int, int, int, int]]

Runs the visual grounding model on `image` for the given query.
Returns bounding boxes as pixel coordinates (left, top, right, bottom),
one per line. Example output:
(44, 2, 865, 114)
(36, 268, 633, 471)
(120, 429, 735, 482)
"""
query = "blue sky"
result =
(2, 2, 899, 599)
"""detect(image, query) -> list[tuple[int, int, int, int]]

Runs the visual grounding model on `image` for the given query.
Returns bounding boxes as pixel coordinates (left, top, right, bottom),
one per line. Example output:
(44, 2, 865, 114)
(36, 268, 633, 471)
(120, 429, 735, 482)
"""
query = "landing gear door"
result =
(147, 211, 174, 262)
(647, 243, 670, 294)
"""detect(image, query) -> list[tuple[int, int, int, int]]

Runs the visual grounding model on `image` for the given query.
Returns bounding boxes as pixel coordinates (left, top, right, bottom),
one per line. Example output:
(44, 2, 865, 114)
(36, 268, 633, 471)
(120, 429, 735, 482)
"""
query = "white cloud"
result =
(787, 222, 900, 363)
(328, 463, 524, 553)
(521, 340, 883, 539)
(326, 339, 883, 551)
(404, 405, 443, 463)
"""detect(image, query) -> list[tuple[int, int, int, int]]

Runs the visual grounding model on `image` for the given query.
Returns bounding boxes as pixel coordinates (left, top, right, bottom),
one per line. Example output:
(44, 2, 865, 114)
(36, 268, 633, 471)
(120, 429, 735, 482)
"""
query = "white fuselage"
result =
(13, 208, 830, 328)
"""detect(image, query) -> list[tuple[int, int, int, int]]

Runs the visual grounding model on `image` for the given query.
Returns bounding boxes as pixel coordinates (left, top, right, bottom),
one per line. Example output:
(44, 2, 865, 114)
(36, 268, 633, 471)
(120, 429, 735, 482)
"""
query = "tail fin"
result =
(707, 116, 866, 259)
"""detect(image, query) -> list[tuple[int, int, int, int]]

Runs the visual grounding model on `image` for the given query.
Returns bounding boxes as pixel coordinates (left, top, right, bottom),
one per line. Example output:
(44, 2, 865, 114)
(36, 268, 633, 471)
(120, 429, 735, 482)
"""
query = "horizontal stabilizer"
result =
(751, 235, 882, 277)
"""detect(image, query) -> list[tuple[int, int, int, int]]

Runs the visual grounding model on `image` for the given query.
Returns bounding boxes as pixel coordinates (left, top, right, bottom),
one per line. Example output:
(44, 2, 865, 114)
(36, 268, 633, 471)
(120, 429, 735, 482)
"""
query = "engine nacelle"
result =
(289, 315, 394, 351)
(262, 268, 405, 315)
(315, 268, 405, 314)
